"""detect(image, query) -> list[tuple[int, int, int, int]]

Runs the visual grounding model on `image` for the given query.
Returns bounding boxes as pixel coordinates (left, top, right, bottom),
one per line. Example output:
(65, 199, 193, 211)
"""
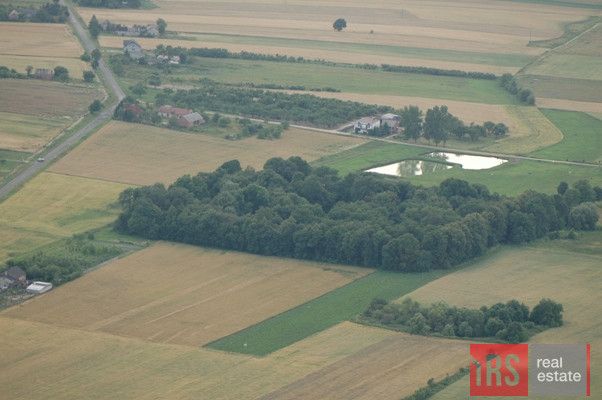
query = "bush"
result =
(89, 99, 102, 113)
(83, 70, 95, 82)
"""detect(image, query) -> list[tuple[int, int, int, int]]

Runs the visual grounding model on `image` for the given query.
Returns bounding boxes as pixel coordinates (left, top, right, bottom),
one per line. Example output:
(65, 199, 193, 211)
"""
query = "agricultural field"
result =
(79, 0, 586, 58)
(0, 22, 89, 75)
(531, 109, 602, 162)
(0, 79, 103, 152)
(49, 121, 366, 185)
(407, 230, 602, 399)
(0, 316, 467, 400)
(3, 242, 372, 346)
(0, 172, 128, 260)
(0, 149, 28, 181)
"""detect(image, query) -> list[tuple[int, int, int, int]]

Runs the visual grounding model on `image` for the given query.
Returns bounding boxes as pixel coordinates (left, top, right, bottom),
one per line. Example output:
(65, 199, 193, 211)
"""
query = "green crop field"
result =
(316, 141, 602, 195)
(518, 74, 602, 103)
(531, 109, 602, 162)
(206, 269, 446, 356)
(0, 149, 28, 181)
(118, 57, 518, 104)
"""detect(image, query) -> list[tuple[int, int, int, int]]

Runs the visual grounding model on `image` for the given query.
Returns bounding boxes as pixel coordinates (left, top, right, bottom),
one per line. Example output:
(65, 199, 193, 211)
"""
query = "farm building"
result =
(123, 40, 144, 60)
(354, 117, 381, 134)
(26, 281, 53, 294)
(8, 10, 19, 20)
(34, 68, 54, 80)
(124, 103, 144, 119)
(158, 105, 193, 119)
(177, 112, 205, 128)
(381, 113, 401, 131)
(4, 266, 26, 285)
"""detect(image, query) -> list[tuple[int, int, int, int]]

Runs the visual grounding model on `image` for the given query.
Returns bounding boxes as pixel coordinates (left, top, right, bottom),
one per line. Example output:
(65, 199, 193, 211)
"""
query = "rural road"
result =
(0, 3, 125, 200)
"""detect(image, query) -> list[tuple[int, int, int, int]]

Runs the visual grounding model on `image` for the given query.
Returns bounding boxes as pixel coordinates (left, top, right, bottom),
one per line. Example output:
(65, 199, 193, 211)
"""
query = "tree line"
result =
(395, 105, 508, 144)
(0, 65, 70, 81)
(500, 73, 536, 105)
(361, 297, 564, 343)
(115, 157, 599, 272)
(75, 0, 142, 8)
(0, 0, 68, 23)
(152, 45, 499, 80)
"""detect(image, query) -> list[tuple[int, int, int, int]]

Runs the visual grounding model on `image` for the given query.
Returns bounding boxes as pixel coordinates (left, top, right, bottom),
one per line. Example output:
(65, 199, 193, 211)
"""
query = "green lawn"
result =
(206, 269, 446, 356)
(316, 141, 602, 195)
(531, 109, 602, 162)
(119, 57, 518, 104)
(189, 33, 533, 68)
(0, 149, 29, 181)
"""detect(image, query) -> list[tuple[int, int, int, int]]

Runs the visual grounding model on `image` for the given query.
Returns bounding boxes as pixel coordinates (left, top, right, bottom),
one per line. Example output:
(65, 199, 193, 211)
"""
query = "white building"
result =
(354, 116, 381, 134)
(26, 281, 53, 294)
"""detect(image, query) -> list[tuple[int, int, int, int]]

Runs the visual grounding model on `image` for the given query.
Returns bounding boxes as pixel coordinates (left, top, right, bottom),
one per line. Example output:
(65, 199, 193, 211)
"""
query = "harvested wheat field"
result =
(0, 318, 402, 399)
(99, 36, 518, 75)
(0, 112, 70, 152)
(0, 79, 103, 118)
(78, 0, 589, 55)
(410, 234, 602, 399)
(0, 172, 127, 238)
(4, 242, 371, 346)
(49, 121, 365, 185)
(261, 333, 467, 400)
(0, 22, 88, 74)
(482, 106, 564, 154)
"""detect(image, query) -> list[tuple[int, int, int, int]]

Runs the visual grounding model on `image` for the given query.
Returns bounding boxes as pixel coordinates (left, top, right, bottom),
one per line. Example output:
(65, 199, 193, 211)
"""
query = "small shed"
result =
(26, 281, 53, 294)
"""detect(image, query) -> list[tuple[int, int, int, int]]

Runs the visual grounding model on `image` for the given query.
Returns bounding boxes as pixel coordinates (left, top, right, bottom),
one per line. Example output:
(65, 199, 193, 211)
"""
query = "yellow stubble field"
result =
(2, 242, 372, 346)
(49, 121, 366, 185)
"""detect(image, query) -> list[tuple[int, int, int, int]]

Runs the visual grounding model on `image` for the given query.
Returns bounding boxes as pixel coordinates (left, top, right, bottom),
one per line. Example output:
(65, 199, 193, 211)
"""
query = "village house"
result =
(124, 103, 144, 119)
(380, 113, 401, 131)
(34, 68, 54, 80)
(3, 266, 26, 286)
(354, 116, 381, 134)
(177, 112, 205, 128)
(123, 40, 144, 60)
(158, 105, 193, 119)
(8, 10, 19, 20)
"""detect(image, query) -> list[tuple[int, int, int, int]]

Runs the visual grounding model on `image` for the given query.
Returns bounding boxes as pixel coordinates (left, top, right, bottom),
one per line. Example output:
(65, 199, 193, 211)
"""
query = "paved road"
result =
(0, 4, 124, 200)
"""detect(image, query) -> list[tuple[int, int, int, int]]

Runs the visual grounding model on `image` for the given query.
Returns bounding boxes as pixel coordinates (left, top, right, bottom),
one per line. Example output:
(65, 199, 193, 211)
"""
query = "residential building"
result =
(123, 40, 144, 60)
(354, 116, 381, 134)
(177, 112, 205, 128)
(8, 10, 19, 20)
(380, 113, 401, 131)
(4, 266, 26, 285)
(158, 105, 193, 119)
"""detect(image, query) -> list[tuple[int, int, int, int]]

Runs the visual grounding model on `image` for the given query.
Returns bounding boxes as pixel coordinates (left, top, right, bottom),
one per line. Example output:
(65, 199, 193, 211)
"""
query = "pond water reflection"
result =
(426, 152, 507, 170)
(366, 160, 453, 177)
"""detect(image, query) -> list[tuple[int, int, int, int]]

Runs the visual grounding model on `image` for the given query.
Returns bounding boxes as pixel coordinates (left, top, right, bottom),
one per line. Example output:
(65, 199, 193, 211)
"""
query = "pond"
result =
(426, 152, 507, 170)
(366, 160, 453, 177)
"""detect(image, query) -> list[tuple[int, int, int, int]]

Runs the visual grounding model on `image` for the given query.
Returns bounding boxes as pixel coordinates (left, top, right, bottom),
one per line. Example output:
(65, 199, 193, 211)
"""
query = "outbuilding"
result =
(26, 281, 53, 294)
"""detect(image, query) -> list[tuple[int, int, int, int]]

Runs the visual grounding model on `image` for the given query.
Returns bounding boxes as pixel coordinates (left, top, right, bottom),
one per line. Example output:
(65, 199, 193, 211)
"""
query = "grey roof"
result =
(381, 113, 400, 120)
(182, 112, 204, 123)
(5, 266, 25, 280)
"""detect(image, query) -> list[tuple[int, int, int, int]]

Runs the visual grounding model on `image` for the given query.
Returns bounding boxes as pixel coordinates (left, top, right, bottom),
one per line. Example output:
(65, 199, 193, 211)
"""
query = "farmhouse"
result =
(8, 10, 19, 20)
(26, 281, 53, 294)
(158, 105, 192, 118)
(34, 68, 54, 80)
(177, 112, 205, 128)
(354, 117, 381, 134)
(3, 266, 26, 285)
(123, 40, 144, 60)
(381, 113, 401, 131)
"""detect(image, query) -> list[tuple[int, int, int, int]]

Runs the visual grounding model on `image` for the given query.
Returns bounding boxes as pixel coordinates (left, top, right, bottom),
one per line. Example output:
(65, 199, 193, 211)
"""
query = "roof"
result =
(26, 281, 52, 294)
(182, 112, 204, 123)
(123, 40, 142, 49)
(381, 113, 400, 120)
(357, 116, 379, 124)
(159, 105, 192, 117)
(5, 266, 26, 280)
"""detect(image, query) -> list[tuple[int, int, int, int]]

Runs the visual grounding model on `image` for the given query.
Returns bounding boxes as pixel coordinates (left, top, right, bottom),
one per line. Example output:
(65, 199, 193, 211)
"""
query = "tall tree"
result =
(157, 18, 167, 35)
(89, 15, 101, 39)
(400, 105, 423, 141)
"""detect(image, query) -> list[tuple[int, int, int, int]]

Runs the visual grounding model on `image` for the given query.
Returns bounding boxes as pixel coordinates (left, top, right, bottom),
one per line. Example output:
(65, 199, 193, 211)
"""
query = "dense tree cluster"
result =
(0, 66, 24, 79)
(0, 1, 68, 23)
(75, 0, 142, 8)
(115, 157, 597, 271)
(500, 73, 535, 105)
(362, 297, 564, 343)
(159, 84, 391, 128)
(400, 105, 508, 144)
(4, 234, 121, 285)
